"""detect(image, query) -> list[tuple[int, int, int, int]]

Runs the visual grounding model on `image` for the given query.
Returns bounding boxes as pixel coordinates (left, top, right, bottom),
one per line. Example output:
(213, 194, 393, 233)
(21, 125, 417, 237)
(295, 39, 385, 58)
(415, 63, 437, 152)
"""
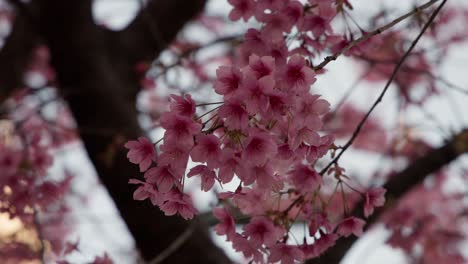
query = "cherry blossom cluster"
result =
(0, 116, 76, 261)
(0, 45, 79, 262)
(126, 0, 388, 263)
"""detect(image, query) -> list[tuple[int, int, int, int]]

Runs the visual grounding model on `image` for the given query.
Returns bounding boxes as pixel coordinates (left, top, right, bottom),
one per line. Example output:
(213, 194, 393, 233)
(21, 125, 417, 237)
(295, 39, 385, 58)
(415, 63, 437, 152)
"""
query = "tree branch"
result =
(320, 0, 447, 175)
(0, 1, 39, 102)
(0, 0, 229, 261)
(308, 129, 468, 264)
(313, 0, 440, 71)
(107, 0, 207, 66)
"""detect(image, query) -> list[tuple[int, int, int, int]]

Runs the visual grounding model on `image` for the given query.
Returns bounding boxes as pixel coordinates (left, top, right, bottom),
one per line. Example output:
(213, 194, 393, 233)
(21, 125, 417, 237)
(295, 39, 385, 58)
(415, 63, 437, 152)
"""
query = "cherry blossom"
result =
(364, 187, 386, 217)
(336, 217, 366, 237)
(124, 137, 156, 172)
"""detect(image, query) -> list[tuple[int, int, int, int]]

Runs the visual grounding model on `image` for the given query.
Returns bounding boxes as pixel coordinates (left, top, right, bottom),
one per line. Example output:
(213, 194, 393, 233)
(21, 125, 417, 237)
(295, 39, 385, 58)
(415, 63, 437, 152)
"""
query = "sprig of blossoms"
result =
(126, 0, 386, 262)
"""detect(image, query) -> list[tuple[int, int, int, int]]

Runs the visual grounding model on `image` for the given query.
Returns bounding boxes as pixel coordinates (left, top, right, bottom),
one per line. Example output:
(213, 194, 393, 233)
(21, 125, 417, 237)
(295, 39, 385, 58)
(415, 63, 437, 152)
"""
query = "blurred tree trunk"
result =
(0, 0, 230, 263)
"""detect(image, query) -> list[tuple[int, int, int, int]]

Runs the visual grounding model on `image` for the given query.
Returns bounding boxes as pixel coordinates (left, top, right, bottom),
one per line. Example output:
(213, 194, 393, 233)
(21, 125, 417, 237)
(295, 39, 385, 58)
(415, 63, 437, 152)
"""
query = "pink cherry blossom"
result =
(282, 55, 316, 94)
(160, 113, 202, 147)
(310, 0, 336, 18)
(129, 179, 163, 206)
(169, 94, 196, 117)
(243, 74, 275, 114)
(231, 233, 264, 263)
(144, 165, 181, 193)
(245, 55, 275, 79)
(268, 244, 305, 264)
(262, 12, 295, 36)
(218, 98, 249, 131)
(289, 125, 321, 150)
(364, 187, 386, 217)
(90, 253, 113, 264)
(302, 232, 338, 258)
(29, 148, 53, 176)
(187, 165, 216, 192)
(243, 216, 283, 247)
(251, 162, 276, 190)
(213, 207, 236, 239)
(282, 1, 304, 25)
(160, 189, 198, 220)
(158, 142, 190, 175)
(256, 0, 284, 11)
(124, 137, 156, 172)
(233, 187, 270, 215)
(190, 134, 221, 169)
(308, 212, 333, 235)
(214, 65, 243, 98)
(242, 130, 278, 166)
(243, 28, 267, 55)
(301, 15, 333, 38)
(218, 148, 241, 184)
(336, 217, 366, 237)
(289, 165, 322, 193)
(228, 0, 254, 22)
(0, 146, 21, 176)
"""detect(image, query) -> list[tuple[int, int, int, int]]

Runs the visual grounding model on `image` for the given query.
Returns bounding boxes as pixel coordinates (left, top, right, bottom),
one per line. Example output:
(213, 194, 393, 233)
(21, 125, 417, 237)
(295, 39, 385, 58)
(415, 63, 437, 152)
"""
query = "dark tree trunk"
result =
(1, 0, 230, 262)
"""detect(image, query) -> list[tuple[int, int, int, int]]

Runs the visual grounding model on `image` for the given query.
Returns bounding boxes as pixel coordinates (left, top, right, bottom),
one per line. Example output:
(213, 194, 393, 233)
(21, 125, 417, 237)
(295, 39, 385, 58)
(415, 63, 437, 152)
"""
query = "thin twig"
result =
(320, 0, 448, 175)
(33, 207, 46, 264)
(148, 224, 195, 264)
(153, 35, 240, 78)
(313, 0, 440, 71)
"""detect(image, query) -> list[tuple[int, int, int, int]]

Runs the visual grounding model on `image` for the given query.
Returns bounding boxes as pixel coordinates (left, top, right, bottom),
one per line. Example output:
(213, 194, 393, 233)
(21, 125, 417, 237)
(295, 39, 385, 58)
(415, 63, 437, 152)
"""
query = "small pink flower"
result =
(282, 55, 316, 94)
(218, 148, 241, 184)
(265, 90, 288, 118)
(364, 187, 386, 217)
(243, 28, 266, 54)
(302, 232, 338, 258)
(160, 113, 202, 147)
(336, 217, 366, 237)
(160, 189, 198, 220)
(262, 12, 294, 35)
(169, 94, 196, 117)
(129, 179, 163, 206)
(295, 94, 330, 129)
(190, 134, 221, 169)
(252, 163, 277, 190)
(228, 0, 254, 22)
(301, 15, 333, 38)
(243, 74, 275, 114)
(29, 147, 53, 176)
(214, 65, 243, 98)
(231, 233, 264, 263)
(90, 253, 113, 264)
(124, 137, 156, 172)
(218, 98, 249, 131)
(158, 143, 190, 175)
(268, 244, 304, 264)
(213, 207, 236, 239)
(245, 55, 276, 79)
(256, 0, 284, 11)
(187, 165, 216, 192)
(243, 216, 283, 247)
(289, 125, 321, 150)
(308, 212, 333, 235)
(310, 0, 336, 18)
(0, 147, 21, 176)
(242, 130, 278, 166)
(289, 165, 322, 193)
(144, 165, 180, 193)
(282, 1, 304, 25)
